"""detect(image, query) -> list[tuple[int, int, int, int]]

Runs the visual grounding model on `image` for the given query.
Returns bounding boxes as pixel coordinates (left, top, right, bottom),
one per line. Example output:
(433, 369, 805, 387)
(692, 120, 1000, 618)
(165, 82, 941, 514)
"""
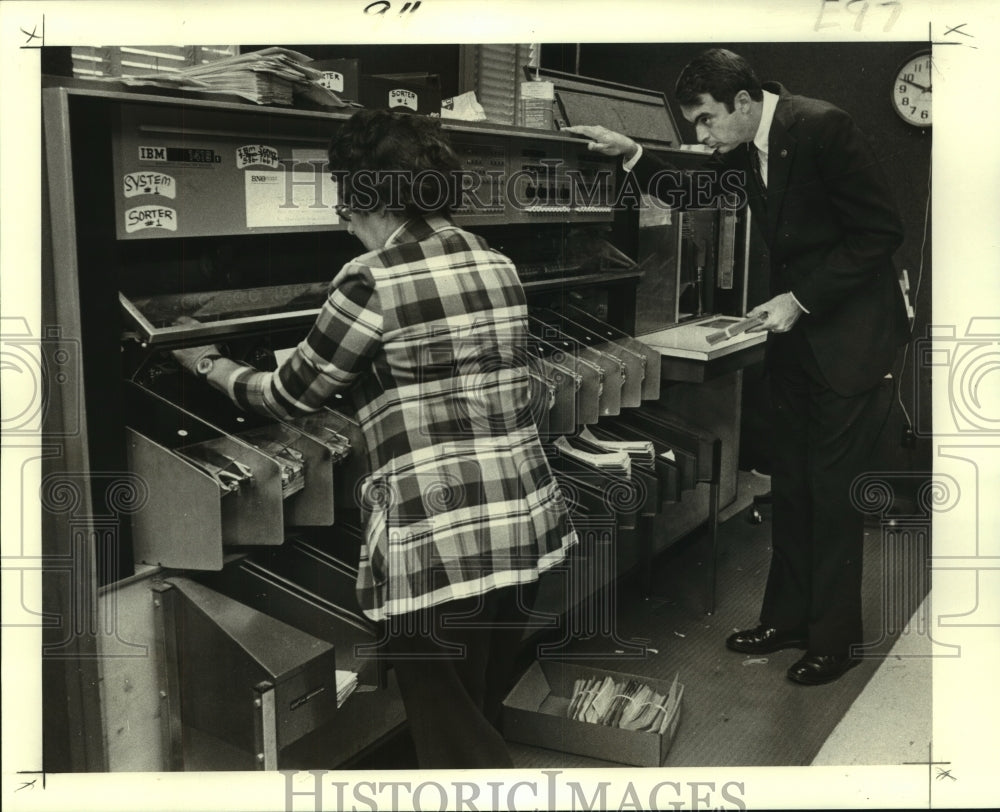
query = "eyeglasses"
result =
(335, 203, 352, 222)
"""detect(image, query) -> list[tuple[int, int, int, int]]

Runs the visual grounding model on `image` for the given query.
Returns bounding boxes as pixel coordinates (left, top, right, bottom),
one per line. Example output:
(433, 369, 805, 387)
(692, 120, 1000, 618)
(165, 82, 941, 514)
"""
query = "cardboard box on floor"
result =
(502, 660, 683, 767)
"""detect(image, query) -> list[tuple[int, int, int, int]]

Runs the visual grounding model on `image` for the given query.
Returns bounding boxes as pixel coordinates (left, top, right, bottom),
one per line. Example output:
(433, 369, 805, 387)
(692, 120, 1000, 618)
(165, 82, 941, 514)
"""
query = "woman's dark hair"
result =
(328, 109, 463, 217)
(675, 48, 763, 111)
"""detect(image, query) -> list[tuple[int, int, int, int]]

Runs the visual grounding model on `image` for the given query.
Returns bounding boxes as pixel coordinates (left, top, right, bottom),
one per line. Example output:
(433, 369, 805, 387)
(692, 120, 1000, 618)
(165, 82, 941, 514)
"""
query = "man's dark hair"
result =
(675, 48, 763, 111)
(328, 109, 462, 217)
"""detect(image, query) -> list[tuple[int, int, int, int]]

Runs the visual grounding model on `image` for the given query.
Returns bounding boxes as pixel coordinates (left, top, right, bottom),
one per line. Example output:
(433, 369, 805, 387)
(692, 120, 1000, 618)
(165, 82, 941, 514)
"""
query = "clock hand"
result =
(902, 78, 931, 92)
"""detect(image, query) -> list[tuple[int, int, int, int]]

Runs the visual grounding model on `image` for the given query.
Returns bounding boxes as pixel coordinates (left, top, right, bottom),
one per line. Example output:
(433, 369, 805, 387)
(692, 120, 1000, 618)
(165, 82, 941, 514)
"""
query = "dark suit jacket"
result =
(636, 82, 910, 396)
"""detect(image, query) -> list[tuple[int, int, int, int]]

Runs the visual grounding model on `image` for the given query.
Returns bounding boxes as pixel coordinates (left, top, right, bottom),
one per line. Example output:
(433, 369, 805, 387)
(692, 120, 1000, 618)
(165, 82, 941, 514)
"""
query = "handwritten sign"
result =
(125, 206, 178, 233)
(122, 172, 176, 199)
(388, 89, 418, 111)
(319, 72, 345, 92)
(236, 145, 281, 169)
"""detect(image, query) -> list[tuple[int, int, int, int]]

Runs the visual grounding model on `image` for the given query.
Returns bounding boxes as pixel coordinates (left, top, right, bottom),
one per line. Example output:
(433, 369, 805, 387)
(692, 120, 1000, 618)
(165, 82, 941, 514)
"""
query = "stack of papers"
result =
(98, 47, 347, 107)
(336, 670, 358, 707)
(553, 435, 631, 478)
(568, 673, 682, 734)
(578, 427, 655, 467)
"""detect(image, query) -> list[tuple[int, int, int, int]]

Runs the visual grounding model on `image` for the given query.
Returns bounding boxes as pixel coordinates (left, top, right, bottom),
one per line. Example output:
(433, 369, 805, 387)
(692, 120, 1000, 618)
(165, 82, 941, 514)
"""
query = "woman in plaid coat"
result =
(175, 110, 577, 767)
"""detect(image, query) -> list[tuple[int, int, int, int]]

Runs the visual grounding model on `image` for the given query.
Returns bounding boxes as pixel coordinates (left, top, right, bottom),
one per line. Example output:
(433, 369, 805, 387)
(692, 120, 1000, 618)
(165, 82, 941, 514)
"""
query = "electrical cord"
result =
(896, 151, 932, 433)
(872, 363, 899, 450)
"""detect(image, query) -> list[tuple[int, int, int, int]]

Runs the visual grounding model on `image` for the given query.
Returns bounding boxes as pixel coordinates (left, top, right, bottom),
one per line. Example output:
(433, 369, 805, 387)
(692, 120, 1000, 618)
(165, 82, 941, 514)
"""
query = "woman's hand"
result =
(170, 316, 222, 373)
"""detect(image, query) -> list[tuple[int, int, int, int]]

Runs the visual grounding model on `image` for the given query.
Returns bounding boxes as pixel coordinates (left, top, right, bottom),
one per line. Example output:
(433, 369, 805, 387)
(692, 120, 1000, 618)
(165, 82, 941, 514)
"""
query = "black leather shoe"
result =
(787, 653, 861, 685)
(725, 624, 808, 654)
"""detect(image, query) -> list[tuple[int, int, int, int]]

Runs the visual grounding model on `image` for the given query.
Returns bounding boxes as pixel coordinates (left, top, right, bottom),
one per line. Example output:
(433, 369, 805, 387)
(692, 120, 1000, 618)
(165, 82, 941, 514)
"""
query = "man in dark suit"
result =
(565, 48, 909, 685)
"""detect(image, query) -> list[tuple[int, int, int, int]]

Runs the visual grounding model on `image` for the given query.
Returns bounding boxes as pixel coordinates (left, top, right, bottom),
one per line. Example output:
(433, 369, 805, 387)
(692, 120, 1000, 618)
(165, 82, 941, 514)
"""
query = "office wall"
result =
(549, 42, 933, 484)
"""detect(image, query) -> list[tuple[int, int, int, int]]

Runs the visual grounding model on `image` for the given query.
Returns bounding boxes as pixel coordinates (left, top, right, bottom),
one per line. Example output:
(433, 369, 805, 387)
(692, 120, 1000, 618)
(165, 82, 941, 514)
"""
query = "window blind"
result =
(70, 46, 238, 79)
(460, 44, 538, 125)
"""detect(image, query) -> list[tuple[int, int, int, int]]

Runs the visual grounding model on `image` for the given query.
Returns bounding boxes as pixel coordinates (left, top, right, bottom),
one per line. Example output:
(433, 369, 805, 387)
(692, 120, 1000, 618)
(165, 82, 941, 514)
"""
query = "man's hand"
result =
(561, 125, 639, 161)
(747, 293, 804, 334)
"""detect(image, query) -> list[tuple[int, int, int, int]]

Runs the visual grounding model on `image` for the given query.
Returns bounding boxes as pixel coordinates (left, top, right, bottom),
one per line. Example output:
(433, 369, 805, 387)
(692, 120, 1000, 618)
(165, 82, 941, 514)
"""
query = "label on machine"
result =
(245, 171, 340, 229)
(122, 171, 176, 199)
(124, 205, 178, 233)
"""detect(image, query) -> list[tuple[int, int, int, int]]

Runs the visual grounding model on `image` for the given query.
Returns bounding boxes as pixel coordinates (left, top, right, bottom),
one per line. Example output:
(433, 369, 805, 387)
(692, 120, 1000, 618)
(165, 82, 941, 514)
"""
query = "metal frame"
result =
(118, 291, 323, 347)
(41, 85, 108, 772)
(252, 682, 279, 771)
(523, 64, 683, 147)
(151, 582, 183, 770)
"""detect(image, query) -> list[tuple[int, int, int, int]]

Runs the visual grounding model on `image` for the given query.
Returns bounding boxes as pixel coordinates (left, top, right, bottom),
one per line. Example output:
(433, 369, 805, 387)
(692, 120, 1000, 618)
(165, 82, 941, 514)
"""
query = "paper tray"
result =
(502, 660, 683, 767)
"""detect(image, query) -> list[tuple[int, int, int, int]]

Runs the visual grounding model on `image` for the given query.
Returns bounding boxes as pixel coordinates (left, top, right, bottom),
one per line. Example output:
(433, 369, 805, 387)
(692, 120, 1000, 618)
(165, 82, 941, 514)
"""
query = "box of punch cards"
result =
(502, 660, 683, 767)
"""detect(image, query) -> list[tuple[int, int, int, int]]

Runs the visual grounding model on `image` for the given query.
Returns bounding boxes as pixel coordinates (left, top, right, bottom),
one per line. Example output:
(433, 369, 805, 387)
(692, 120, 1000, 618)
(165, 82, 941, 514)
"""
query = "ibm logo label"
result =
(138, 146, 167, 162)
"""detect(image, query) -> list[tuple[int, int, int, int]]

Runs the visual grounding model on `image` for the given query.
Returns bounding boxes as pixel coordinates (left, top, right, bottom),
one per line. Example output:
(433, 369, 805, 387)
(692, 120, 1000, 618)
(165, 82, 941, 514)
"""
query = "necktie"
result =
(751, 145, 767, 202)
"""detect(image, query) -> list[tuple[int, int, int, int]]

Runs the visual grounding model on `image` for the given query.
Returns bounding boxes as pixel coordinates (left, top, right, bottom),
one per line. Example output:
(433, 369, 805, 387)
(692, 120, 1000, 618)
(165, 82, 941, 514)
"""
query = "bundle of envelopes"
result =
(567, 673, 683, 733)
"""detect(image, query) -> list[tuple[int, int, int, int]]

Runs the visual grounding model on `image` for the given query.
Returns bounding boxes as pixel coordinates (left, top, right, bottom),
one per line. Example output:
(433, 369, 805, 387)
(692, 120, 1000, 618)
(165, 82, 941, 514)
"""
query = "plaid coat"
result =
(221, 214, 577, 620)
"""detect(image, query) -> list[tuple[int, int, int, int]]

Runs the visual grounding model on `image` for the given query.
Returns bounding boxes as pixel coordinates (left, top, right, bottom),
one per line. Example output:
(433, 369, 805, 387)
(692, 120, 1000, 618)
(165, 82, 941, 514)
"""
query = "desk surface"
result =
(637, 316, 767, 361)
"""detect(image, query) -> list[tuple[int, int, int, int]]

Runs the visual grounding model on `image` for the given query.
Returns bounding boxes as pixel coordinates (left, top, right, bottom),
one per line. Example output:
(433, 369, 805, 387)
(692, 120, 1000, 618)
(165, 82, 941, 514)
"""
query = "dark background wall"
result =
(543, 42, 933, 482)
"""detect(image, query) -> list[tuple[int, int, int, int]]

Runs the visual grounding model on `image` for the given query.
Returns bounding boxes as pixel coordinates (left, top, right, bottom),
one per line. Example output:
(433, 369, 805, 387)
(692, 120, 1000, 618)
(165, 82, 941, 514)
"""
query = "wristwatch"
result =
(195, 353, 223, 378)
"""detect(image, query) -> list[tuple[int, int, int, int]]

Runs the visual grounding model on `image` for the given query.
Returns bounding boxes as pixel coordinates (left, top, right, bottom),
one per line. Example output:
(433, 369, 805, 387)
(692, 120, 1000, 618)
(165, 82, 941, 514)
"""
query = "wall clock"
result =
(892, 51, 932, 128)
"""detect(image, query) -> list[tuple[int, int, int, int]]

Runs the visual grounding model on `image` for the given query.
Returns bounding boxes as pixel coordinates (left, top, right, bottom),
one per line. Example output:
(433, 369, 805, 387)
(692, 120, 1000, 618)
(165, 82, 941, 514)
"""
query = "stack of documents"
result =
(101, 47, 346, 106)
(553, 435, 631, 478)
(578, 427, 655, 468)
(568, 673, 682, 734)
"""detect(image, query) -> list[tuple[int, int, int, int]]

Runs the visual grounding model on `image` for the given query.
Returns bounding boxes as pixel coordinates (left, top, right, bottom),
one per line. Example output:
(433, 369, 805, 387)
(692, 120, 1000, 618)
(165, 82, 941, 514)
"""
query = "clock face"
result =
(893, 52, 932, 127)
